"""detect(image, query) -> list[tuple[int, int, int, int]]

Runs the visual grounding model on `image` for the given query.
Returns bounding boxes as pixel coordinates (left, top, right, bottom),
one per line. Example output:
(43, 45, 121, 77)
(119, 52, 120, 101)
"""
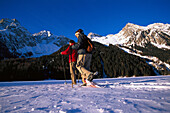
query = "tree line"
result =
(0, 42, 158, 81)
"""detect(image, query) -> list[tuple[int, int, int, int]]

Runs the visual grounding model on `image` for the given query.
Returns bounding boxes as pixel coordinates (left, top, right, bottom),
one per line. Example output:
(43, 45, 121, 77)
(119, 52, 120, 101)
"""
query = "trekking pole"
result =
(62, 55, 67, 84)
(70, 48, 74, 88)
(71, 61, 73, 88)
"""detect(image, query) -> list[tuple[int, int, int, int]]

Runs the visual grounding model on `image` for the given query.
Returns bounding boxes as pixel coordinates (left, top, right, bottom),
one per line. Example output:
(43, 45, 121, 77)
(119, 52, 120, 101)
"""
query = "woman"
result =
(61, 40, 78, 85)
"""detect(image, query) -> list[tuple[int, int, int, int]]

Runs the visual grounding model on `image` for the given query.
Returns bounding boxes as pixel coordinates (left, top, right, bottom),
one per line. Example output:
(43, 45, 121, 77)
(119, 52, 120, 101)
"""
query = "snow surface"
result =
(0, 75, 170, 113)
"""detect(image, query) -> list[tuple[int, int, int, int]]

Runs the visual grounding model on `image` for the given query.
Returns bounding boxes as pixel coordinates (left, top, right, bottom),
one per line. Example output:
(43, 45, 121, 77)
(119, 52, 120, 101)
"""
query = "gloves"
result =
(57, 52, 62, 55)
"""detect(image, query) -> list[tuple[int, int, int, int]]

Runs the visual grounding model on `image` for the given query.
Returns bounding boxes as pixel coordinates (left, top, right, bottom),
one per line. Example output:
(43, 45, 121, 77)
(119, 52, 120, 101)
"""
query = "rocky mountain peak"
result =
(89, 23, 170, 49)
(122, 23, 146, 32)
(0, 18, 17, 24)
(33, 30, 52, 37)
(87, 32, 102, 39)
(147, 23, 168, 28)
(0, 18, 70, 59)
(118, 23, 170, 47)
(0, 18, 21, 29)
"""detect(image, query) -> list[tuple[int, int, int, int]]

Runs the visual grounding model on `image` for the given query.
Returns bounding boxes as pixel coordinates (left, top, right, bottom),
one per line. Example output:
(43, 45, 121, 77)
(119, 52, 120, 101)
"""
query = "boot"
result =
(87, 71, 98, 82)
(81, 83, 87, 86)
(87, 73, 94, 82)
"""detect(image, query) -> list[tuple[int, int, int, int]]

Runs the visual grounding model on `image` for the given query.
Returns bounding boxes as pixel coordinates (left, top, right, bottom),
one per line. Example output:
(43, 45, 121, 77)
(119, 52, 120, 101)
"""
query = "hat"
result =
(75, 29, 83, 33)
(69, 40, 75, 43)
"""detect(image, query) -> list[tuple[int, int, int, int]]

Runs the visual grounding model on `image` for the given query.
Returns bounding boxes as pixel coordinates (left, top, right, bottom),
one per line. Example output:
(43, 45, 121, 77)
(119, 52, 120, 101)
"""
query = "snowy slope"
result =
(16, 30, 69, 58)
(16, 43, 60, 58)
(0, 75, 170, 113)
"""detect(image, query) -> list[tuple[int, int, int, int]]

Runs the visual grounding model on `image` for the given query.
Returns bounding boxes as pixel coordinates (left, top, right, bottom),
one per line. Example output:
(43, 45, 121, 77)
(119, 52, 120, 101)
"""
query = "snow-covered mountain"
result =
(17, 30, 70, 58)
(0, 18, 70, 59)
(88, 23, 170, 49)
(88, 23, 170, 74)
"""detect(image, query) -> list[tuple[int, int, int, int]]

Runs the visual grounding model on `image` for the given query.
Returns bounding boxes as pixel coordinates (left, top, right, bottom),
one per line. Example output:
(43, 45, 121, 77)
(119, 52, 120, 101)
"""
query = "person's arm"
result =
(61, 46, 71, 55)
(72, 34, 84, 50)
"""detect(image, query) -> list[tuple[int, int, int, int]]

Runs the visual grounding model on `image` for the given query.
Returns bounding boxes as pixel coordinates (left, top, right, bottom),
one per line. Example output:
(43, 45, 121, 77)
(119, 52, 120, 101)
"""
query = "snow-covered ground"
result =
(0, 75, 170, 113)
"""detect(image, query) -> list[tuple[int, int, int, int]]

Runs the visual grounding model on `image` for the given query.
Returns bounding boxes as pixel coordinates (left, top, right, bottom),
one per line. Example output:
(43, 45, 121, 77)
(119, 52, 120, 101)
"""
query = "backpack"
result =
(86, 36, 94, 53)
(80, 33, 94, 53)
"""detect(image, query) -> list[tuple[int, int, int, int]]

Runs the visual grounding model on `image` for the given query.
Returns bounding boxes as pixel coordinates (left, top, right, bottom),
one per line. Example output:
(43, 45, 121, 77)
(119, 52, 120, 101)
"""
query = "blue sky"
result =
(0, 0, 170, 41)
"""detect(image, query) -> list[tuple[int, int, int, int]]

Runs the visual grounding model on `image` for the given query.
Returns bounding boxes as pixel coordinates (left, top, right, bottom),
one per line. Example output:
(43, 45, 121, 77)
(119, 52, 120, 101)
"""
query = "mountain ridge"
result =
(0, 20, 170, 81)
(0, 18, 70, 59)
(88, 23, 170, 74)
(88, 22, 170, 49)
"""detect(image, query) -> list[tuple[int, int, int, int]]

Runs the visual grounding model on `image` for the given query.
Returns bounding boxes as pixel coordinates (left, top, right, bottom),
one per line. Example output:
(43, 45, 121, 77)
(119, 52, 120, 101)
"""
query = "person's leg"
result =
(76, 55, 85, 84)
(81, 76, 86, 85)
(76, 54, 92, 79)
(84, 54, 92, 78)
(70, 62, 77, 84)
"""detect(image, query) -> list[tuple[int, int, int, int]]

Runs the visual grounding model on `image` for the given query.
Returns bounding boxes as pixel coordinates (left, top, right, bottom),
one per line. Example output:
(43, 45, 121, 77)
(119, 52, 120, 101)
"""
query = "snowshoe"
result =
(86, 80, 101, 88)
(87, 71, 98, 82)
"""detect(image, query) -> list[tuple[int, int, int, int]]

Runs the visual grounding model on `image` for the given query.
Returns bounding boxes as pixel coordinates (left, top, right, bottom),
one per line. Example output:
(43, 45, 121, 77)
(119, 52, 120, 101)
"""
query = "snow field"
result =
(0, 75, 170, 113)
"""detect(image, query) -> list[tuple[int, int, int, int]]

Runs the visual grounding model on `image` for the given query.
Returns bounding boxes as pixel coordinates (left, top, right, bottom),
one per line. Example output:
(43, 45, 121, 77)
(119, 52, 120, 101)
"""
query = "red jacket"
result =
(61, 43, 78, 63)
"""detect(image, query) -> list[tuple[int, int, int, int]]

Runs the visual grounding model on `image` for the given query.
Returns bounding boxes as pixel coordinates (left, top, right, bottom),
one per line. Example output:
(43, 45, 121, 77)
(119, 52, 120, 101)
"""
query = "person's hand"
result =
(57, 52, 61, 55)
